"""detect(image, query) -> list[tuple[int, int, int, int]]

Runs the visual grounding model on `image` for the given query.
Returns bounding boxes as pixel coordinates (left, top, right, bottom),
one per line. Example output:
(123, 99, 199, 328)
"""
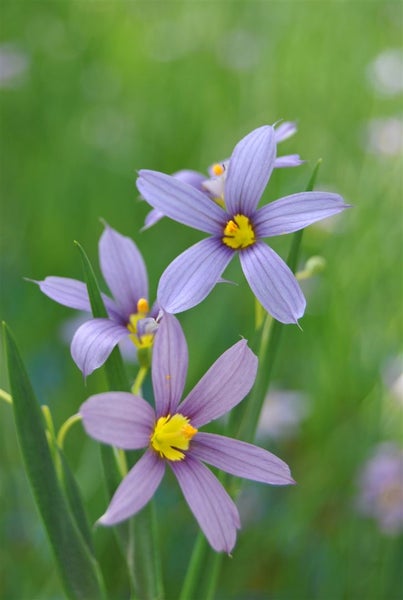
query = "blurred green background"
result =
(1, 1, 402, 599)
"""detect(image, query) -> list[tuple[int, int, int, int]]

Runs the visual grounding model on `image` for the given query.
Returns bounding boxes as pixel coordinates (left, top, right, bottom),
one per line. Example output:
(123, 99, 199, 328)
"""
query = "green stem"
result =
(131, 366, 148, 395)
(203, 552, 223, 600)
(133, 500, 164, 600)
(41, 405, 61, 476)
(113, 447, 128, 478)
(179, 531, 207, 600)
(202, 160, 323, 600)
(57, 413, 82, 450)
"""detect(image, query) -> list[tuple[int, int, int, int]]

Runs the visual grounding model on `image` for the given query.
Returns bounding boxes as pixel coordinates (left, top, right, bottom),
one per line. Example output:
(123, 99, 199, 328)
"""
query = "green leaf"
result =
(74, 239, 128, 391)
(3, 323, 106, 600)
(74, 240, 138, 595)
(57, 448, 94, 556)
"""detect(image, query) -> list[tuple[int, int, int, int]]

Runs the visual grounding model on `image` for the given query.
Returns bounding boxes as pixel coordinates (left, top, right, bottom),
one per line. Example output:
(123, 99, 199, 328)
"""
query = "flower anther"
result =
(222, 214, 256, 249)
(150, 413, 198, 461)
(127, 298, 154, 348)
(211, 162, 225, 176)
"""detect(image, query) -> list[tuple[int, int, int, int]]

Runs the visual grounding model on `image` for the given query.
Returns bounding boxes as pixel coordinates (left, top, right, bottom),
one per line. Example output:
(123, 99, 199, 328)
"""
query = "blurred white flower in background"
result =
(363, 117, 403, 157)
(257, 389, 310, 442)
(356, 442, 403, 535)
(367, 49, 403, 96)
(0, 43, 29, 88)
(382, 355, 403, 407)
(215, 29, 262, 71)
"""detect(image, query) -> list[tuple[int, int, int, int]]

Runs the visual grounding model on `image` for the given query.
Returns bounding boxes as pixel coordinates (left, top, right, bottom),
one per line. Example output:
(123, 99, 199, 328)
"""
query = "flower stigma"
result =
(127, 298, 154, 349)
(150, 413, 198, 461)
(222, 214, 256, 249)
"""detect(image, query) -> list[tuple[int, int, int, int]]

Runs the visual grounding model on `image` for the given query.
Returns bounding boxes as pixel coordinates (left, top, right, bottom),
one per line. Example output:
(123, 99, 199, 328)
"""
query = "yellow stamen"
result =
(127, 298, 154, 349)
(150, 413, 198, 461)
(212, 163, 225, 176)
(137, 298, 149, 313)
(222, 214, 256, 250)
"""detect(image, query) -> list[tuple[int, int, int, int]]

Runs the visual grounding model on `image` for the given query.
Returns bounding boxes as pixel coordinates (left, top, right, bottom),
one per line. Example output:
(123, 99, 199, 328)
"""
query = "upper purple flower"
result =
(137, 125, 350, 324)
(143, 121, 303, 230)
(80, 313, 294, 553)
(32, 223, 158, 377)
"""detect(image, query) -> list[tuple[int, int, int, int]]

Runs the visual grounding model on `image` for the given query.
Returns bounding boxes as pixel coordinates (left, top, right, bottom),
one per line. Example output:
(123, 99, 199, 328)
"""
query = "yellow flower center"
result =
(222, 214, 256, 249)
(127, 298, 154, 349)
(150, 413, 198, 461)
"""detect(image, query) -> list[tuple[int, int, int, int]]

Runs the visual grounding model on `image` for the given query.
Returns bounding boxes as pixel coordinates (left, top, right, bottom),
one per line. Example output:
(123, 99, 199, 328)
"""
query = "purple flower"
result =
(137, 125, 350, 323)
(32, 224, 158, 377)
(356, 442, 403, 535)
(80, 313, 294, 553)
(143, 122, 303, 230)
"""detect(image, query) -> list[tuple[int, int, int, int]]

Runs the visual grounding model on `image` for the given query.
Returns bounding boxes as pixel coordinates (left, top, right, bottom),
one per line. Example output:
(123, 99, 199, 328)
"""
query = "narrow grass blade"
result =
(3, 323, 106, 600)
(57, 447, 95, 555)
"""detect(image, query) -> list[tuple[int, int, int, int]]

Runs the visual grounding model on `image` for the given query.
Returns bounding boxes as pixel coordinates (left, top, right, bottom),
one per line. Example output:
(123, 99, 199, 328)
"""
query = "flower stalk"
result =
(181, 160, 323, 600)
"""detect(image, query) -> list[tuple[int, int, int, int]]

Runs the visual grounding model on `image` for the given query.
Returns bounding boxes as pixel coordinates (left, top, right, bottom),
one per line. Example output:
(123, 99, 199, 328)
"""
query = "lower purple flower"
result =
(80, 313, 295, 553)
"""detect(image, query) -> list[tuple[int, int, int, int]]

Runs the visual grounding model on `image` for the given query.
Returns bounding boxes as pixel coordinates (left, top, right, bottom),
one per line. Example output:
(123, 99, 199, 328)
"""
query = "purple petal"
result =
(254, 191, 350, 238)
(71, 318, 129, 377)
(152, 313, 188, 417)
(191, 432, 295, 485)
(170, 455, 240, 553)
(142, 208, 165, 231)
(240, 242, 305, 324)
(31, 276, 121, 319)
(99, 224, 148, 320)
(274, 154, 304, 168)
(179, 339, 258, 428)
(137, 170, 225, 235)
(80, 392, 154, 449)
(141, 171, 207, 231)
(173, 169, 207, 191)
(225, 126, 276, 216)
(157, 238, 233, 314)
(275, 121, 297, 142)
(99, 450, 165, 525)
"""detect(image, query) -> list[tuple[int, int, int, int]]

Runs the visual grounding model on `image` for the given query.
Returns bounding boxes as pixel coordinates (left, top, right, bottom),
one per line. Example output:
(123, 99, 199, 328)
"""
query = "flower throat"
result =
(222, 214, 256, 250)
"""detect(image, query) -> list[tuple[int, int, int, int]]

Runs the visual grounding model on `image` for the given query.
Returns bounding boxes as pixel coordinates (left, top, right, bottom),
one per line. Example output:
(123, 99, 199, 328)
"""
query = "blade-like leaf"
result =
(74, 240, 128, 391)
(57, 448, 94, 555)
(3, 322, 106, 600)
(74, 242, 138, 594)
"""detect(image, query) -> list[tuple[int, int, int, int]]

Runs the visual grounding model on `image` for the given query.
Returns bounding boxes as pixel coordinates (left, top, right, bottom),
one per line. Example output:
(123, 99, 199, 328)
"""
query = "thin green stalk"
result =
(133, 500, 164, 600)
(57, 414, 82, 450)
(203, 552, 224, 600)
(132, 366, 148, 395)
(113, 447, 128, 478)
(74, 239, 140, 597)
(201, 160, 323, 600)
(179, 532, 208, 600)
(238, 159, 322, 444)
